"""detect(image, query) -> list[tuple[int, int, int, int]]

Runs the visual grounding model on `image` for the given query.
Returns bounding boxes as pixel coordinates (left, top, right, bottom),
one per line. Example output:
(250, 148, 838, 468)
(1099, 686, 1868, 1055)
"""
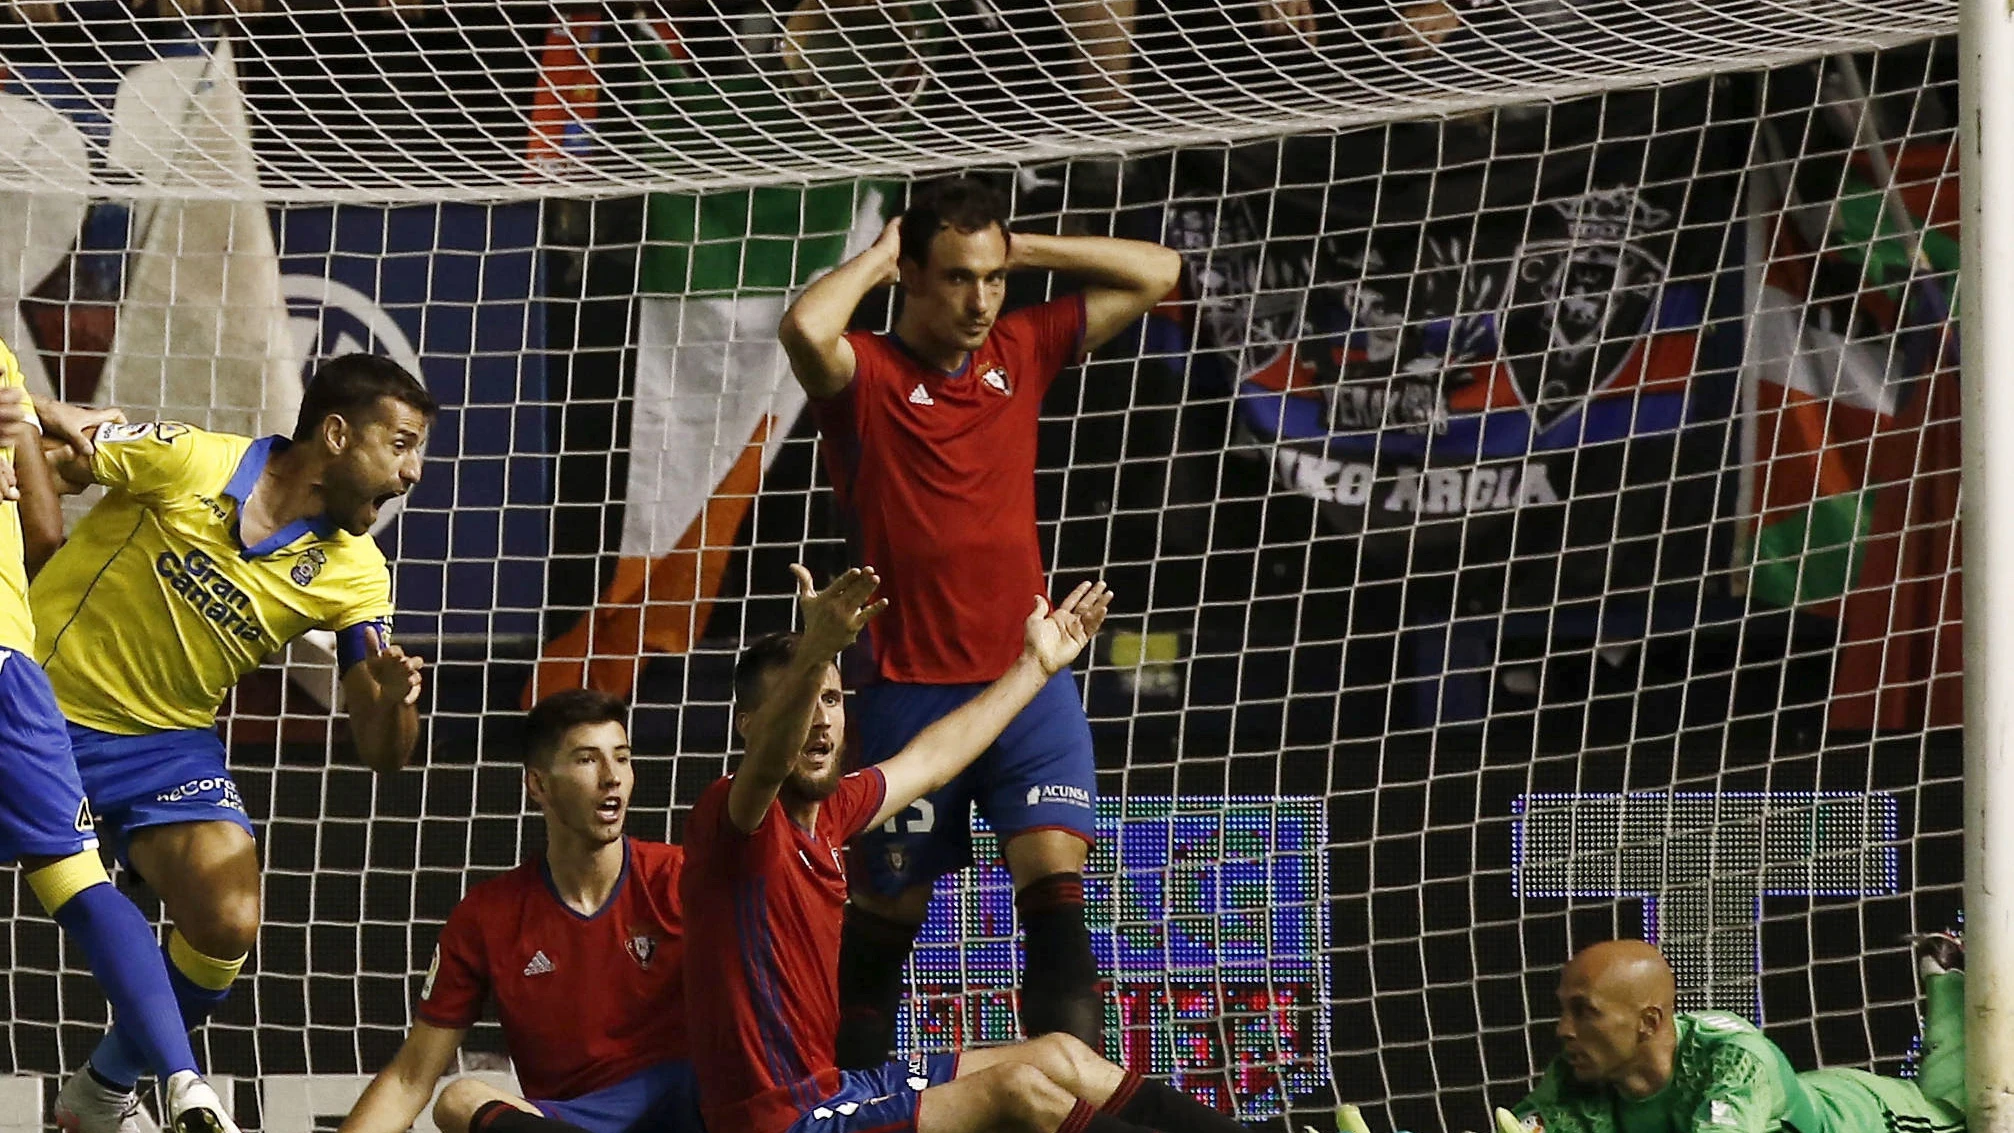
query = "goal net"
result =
(0, 5, 1965, 1133)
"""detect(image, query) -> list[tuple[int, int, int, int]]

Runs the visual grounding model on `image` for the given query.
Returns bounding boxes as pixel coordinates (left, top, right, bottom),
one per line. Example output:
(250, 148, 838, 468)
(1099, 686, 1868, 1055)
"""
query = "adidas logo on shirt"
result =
(908, 384, 934, 406)
(523, 950, 555, 977)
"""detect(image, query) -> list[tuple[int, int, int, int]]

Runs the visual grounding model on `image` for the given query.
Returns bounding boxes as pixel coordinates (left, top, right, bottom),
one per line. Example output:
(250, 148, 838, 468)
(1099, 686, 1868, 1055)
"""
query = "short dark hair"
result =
(524, 688, 628, 769)
(732, 632, 802, 712)
(293, 354, 438, 442)
(899, 177, 1010, 268)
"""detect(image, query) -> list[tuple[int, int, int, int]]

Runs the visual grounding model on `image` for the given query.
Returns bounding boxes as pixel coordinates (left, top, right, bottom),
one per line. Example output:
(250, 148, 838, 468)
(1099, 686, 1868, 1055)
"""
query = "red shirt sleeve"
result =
(415, 898, 488, 1029)
(997, 294, 1087, 401)
(685, 777, 754, 873)
(826, 768, 889, 842)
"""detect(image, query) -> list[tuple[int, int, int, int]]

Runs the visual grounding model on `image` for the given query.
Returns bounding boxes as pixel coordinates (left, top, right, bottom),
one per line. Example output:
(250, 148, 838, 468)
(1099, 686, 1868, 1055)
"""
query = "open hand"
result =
(358, 624, 425, 707)
(1023, 580, 1114, 675)
(792, 563, 888, 659)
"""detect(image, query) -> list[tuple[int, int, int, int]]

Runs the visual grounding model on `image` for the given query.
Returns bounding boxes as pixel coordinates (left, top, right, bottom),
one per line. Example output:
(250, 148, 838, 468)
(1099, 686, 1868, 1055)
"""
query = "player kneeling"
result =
(341, 691, 700, 1133)
(683, 566, 1263, 1133)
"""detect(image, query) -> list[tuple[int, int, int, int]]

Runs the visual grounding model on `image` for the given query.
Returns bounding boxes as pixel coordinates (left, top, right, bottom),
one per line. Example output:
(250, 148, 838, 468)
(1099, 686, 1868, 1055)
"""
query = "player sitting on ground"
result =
(28, 354, 434, 1133)
(778, 174, 1183, 1064)
(683, 566, 1267, 1133)
(0, 346, 237, 1133)
(341, 689, 701, 1133)
(1502, 936, 1966, 1133)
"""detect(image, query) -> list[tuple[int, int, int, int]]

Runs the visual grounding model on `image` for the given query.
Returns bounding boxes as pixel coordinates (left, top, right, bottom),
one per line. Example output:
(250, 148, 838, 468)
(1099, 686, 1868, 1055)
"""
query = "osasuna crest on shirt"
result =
(627, 930, 658, 970)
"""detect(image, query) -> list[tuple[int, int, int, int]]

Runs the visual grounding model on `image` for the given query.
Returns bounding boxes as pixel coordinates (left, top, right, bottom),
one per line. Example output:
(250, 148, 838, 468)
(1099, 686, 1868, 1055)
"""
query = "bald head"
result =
(1563, 940, 1676, 1015)
(1553, 940, 1680, 1095)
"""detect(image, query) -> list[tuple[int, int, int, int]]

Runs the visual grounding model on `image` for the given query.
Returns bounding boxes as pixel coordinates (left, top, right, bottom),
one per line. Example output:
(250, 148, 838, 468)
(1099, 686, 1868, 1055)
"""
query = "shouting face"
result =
(320, 396, 429, 535)
(779, 663, 847, 806)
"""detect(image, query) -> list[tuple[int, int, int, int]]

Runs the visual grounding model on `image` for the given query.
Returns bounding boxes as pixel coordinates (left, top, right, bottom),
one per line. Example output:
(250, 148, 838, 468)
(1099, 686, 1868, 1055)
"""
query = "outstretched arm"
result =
(1007, 231, 1182, 353)
(729, 565, 887, 832)
(869, 581, 1112, 828)
(779, 219, 901, 400)
(338, 1020, 466, 1133)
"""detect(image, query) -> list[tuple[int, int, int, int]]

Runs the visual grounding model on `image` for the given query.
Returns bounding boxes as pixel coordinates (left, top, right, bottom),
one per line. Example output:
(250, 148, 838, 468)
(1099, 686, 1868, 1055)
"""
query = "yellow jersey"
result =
(31, 422, 395, 734)
(0, 338, 39, 655)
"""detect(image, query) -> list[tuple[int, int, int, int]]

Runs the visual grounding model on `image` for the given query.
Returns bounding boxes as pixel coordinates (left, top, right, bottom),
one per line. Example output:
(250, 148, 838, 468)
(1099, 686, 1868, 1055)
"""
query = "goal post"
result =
(1960, 1, 2014, 1131)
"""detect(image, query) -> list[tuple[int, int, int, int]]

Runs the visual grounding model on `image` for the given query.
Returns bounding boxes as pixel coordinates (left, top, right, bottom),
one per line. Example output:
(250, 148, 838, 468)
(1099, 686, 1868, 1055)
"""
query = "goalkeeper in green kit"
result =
(1498, 936, 1966, 1133)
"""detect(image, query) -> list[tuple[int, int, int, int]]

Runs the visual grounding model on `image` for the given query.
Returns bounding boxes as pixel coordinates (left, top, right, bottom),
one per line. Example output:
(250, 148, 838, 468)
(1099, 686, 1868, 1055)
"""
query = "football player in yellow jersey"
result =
(27, 354, 435, 1133)
(0, 347, 238, 1133)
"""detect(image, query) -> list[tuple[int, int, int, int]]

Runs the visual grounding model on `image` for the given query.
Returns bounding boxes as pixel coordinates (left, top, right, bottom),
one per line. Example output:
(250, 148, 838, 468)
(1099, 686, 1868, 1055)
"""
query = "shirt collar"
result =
(225, 435, 338, 558)
(886, 331, 971, 378)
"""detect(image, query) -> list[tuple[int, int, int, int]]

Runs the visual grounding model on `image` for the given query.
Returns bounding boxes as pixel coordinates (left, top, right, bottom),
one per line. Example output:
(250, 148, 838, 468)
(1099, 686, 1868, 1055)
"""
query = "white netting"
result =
(0, 2, 1961, 201)
(0, 6, 1968, 1133)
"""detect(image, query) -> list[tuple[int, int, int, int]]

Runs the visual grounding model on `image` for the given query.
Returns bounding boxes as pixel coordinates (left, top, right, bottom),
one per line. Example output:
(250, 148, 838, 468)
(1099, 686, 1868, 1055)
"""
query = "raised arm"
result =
(869, 581, 1112, 828)
(337, 1020, 466, 1133)
(729, 565, 887, 832)
(341, 624, 424, 773)
(1006, 231, 1182, 353)
(1, 388, 67, 574)
(778, 219, 901, 400)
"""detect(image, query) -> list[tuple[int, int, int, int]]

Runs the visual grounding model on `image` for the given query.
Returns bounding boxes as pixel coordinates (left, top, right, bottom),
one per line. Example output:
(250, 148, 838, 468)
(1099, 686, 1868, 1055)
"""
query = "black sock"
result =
(1103, 1074, 1246, 1133)
(469, 1102, 593, 1133)
(836, 902, 923, 1070)
(1017, 872, 1105, 1049)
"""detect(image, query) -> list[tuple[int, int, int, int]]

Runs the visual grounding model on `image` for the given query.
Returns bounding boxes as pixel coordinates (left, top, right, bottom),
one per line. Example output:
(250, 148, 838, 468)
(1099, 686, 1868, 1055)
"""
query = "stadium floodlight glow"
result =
(1512, 792, 1900, 1018)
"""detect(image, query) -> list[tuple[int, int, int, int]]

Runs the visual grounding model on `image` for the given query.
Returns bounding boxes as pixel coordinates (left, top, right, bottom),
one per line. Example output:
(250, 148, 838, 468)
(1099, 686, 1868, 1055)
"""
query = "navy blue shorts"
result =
(68, 722, 252, 869)
(850, 670, 1095, 896)
(535, 1062, 703, 1133)
(0, 647, 99, 861)
(785, 1054, 958, 1133)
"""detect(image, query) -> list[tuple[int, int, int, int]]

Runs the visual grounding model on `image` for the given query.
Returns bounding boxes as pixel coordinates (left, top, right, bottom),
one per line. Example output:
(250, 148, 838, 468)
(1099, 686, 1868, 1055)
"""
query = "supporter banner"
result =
(1157, 85, 1744, 588)
(1740, 128, 1960, 732)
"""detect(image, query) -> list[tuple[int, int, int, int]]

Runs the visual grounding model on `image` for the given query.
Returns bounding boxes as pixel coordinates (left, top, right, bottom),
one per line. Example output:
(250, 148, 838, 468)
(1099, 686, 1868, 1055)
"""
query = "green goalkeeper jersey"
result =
(1515, 973, 1967, 1133)
(1514, 1012, 1830, 1133)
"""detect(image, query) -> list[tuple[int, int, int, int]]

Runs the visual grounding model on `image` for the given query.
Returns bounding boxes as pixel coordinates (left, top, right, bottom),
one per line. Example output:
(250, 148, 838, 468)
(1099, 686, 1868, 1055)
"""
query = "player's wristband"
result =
(336, 620, 392, 672)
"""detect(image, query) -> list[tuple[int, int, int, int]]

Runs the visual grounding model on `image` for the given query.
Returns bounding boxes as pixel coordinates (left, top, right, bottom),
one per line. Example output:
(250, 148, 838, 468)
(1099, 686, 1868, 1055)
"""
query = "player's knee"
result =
(183, 889, 260, 959)
(985, 1062, 1074, 1132)
(432, 1078, 493, 1133)
(1031, 1031, 1105, 1082)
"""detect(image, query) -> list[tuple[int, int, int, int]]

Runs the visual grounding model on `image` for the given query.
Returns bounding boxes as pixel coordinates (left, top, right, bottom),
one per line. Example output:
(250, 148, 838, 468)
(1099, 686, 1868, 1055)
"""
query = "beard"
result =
(780, 760, 845, 804)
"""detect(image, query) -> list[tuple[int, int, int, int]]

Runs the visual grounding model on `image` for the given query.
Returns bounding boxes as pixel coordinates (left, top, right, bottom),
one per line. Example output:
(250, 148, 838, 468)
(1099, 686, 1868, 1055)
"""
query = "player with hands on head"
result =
(1501, 937, 1967, 1133)
(28, 354, 436, 1133)
(781, 174, 1181, 1067)
(0, 348, 237, 1133)
(341, 689, 701, 1133)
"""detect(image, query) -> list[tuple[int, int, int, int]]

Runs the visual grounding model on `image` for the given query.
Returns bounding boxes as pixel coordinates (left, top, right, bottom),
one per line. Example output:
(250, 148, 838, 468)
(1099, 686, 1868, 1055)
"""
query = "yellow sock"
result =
(168, 930, 244, 991)
(25, 852, 110, 916)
